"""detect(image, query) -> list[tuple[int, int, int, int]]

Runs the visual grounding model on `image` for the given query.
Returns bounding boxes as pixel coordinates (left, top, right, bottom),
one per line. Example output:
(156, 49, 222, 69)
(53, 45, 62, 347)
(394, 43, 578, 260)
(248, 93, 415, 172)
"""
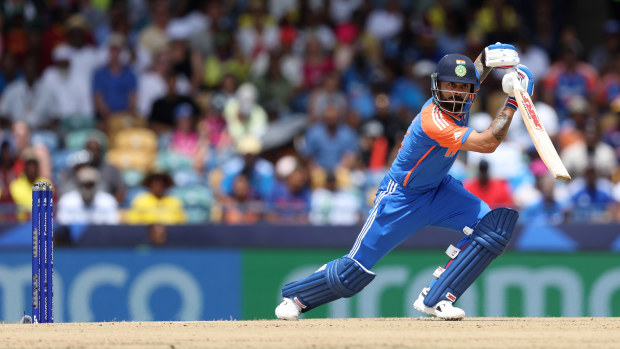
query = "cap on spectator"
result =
(65, 14, 89, 31)
(236, 83, 258, 115)
(52, 44, 72, 62)
(567, 95, 588, 114)
(174, 103, 194, 121)
(107, 33, 126, 48)
(76, 166, 100, 184)
(237, 136, 262, 155)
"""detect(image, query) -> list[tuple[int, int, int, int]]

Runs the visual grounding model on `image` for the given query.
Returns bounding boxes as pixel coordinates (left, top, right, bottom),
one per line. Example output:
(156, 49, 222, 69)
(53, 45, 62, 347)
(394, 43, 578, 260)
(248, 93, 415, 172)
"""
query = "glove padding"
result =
(484, 43, 520, 69)
(502, 64, 534, 97)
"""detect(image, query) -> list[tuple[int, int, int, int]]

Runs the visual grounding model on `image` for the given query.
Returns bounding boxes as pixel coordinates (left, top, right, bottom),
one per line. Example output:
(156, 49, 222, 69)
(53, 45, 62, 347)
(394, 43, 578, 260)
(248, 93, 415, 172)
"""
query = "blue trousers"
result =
(348, 175, 490, 269)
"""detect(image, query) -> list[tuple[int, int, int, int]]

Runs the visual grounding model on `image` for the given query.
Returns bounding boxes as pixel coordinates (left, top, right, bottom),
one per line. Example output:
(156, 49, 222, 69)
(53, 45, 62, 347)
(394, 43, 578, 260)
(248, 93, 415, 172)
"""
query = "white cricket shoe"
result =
(413, 287, 465, 320)
(275, 297, 302, 320)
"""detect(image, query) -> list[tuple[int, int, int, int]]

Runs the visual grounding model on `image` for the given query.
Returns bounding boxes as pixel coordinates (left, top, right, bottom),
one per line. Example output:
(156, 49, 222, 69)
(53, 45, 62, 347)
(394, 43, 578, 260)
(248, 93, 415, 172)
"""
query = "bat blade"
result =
(513, 89, 571, 182)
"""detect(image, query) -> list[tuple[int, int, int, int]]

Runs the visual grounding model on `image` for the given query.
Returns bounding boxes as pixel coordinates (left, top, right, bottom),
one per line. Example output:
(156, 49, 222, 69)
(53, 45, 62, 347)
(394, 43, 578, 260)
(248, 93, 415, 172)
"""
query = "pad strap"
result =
(282, 257, 375, 313)
(423, 208, 518, 307)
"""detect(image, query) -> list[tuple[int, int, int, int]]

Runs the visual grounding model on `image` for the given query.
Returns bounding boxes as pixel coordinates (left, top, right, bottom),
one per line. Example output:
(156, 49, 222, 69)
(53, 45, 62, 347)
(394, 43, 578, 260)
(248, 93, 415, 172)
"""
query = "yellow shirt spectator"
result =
(9, 154, 47, 221)
(126, 191, 186, 225)
(125, 170, 186, 225)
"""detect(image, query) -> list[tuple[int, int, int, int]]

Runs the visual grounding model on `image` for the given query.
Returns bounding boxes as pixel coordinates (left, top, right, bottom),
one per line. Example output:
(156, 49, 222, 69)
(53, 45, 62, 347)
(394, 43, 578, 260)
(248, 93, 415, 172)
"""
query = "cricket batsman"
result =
(276, 43, 533, 320)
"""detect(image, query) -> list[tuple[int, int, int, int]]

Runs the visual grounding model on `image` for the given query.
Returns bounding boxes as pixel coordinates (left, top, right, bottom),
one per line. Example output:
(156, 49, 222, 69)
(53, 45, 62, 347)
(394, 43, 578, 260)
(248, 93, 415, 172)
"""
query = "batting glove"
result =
(483, 42, 520, 69)
(502, 64, 534, 110)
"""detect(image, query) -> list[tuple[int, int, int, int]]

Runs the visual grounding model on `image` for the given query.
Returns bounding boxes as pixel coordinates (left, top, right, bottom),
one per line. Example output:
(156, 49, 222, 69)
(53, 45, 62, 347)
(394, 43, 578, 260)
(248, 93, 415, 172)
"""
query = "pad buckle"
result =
(433, 267, 445, 278)
(446, 244, 460, 259)
(463, 226, 473, 235)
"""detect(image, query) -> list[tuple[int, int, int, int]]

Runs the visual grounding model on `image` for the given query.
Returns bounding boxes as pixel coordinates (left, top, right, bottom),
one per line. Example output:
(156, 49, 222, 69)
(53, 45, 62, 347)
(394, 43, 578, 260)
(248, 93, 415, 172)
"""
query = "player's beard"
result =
(438, 92, 467, 114)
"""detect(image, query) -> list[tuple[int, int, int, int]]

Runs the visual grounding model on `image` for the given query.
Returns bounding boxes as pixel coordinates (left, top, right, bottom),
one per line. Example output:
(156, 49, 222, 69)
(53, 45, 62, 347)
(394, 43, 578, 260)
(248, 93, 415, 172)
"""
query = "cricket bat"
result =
(512, 76, 572, 182)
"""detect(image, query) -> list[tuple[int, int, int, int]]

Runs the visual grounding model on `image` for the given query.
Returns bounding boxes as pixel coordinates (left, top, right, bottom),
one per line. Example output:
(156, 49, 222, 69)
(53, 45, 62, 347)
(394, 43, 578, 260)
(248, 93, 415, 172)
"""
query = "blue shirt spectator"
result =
(303, 104, 358, 171)
(220, 136, 275, 200)
(266, 166, 311, 224)
(92, 34, 137, 117)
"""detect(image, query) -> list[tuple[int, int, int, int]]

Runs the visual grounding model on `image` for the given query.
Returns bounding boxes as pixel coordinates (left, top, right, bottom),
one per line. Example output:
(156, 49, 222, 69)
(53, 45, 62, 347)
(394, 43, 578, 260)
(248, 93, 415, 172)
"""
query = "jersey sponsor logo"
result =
(519, 91, 543, 130)
(453, 131, 462, 140)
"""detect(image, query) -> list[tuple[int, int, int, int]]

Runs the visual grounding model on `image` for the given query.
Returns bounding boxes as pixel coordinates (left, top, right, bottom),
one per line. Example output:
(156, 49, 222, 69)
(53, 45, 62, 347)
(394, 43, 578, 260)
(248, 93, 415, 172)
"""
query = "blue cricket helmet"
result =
(431, 54, 480, 116)
(434, 54, 479, 89)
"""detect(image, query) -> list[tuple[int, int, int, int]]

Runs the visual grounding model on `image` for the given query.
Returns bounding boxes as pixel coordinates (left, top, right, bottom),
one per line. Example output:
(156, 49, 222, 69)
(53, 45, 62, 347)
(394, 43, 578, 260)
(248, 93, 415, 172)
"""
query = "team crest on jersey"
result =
(455, 65, 467, 77)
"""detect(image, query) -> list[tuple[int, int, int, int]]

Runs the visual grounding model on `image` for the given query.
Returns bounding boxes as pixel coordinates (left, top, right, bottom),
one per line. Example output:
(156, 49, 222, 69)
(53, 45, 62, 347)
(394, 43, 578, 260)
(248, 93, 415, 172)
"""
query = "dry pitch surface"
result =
(2, 317, 619, 349)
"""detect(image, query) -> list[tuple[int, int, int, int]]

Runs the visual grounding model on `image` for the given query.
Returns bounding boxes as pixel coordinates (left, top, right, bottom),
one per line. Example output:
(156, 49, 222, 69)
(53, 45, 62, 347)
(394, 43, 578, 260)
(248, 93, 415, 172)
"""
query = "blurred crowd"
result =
(1, 0, 620, 227)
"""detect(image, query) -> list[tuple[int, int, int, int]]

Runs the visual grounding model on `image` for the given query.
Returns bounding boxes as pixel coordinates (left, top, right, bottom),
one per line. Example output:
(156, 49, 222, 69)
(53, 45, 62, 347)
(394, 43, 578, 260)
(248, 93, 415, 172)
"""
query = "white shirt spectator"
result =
(365, 8, 403, 40)
(269, 0, 298, 20)
(310, 187, 362, 225)
(236, 23, 280, 58)
(0, 78, 55, 128)
(137, 72, 191, 117)
(41, 67, 93, 119)
(509, 100, 559, 150)
(518, 45, 550, 86)
(57, 190, 120, 225)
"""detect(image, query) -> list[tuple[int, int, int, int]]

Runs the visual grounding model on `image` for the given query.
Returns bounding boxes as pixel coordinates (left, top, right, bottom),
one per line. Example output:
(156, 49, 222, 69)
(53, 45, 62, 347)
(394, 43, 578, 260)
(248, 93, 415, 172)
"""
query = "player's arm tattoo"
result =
(489, 110, 513, 142)
(474, 53, 493, 83)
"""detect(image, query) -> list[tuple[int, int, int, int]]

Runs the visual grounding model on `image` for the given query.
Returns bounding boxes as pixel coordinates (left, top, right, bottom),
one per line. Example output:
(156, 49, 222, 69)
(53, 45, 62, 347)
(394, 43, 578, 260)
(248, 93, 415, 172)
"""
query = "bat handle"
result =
(510, 67, 525, 92)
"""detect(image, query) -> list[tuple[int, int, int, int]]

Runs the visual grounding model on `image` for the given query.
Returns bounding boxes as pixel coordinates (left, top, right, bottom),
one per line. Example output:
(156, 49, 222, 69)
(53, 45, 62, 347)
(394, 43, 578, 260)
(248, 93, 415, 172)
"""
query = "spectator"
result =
(223, 82, 268, 146)
(595, 52, 620, 113)
(542, 40, 598, 121)
(308, 72, 347, 123)
(137, 49, 191, 118)
(56, 166, 119, 225)
(265, 165, 311, 224)
(303, 103, 358, 172)
(170, 103, 199, 158)
(219, 136, 275, 201)
(203, 32, 251, 89)
(0, 56, 55, 129)
(11, 121, 52, 180)
(309, 171, 362, 225)
(365, 0, 403, 41)
(220, 173, 263, 224)
(516, 29, 550, 85)
(521, 174, 570, 225)
(92, 33, 138, 127)
(250, 53, 293, 118)
(561, 121, 618, 178)
(236, 0, 279, 59)
(40, 44, 93, 122)
(568, 164, 618, 223)
(589, 19, 620, 73)
(463, 160, 514, 209)
(9, 149, 45, 221)
(149, 69, 200, 134)
(473, 0, 519, 44)
(126, 169, 187, 225)
(166, 20, 204, 92)
(557, 96, 589, 150)
(302, 35, 335, 90)
(137, 0, 170, 63)
(147, 223, 168, 246)
(63, 14, 101, 111)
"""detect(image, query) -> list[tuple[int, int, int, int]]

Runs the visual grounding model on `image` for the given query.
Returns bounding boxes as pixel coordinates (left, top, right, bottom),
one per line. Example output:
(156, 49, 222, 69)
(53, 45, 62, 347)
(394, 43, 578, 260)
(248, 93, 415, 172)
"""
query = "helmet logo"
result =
(455, 65, 467, 77)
